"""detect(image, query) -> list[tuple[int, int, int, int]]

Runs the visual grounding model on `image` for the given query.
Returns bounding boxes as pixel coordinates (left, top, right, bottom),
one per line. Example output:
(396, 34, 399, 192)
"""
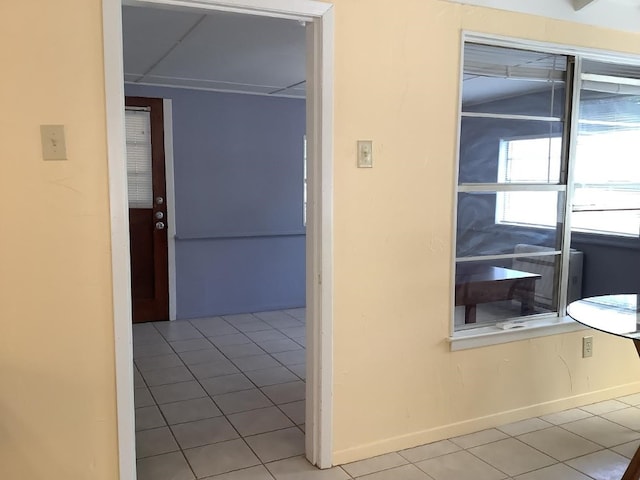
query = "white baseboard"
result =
(332, 381, 640, 465)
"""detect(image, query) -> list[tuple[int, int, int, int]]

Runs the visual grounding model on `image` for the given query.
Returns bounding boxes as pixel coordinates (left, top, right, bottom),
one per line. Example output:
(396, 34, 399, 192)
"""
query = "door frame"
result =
(102, 0, 335, 478)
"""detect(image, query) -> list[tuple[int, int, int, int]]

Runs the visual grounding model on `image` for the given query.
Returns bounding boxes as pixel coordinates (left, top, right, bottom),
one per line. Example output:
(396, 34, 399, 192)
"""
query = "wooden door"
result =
(125, 97, 169, 323)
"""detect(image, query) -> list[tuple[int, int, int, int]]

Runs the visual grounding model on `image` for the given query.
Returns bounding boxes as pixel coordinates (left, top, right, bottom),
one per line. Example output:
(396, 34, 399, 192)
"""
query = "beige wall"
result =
(332, 0, 640, 463)
(3, 0, 640, 477)
(0, 1, 119, 479)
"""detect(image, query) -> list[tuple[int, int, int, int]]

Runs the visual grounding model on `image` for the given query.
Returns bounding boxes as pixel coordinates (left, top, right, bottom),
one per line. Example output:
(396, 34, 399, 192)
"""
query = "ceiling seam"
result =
(137, 14, 208, 83)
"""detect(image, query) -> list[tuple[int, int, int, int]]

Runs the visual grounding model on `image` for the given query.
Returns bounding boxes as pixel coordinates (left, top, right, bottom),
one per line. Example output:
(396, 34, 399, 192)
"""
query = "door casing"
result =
(102, 0, 335, 478)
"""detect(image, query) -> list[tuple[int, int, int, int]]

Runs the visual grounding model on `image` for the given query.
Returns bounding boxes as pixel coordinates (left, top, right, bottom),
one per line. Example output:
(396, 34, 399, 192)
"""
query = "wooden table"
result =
(455, 264, 542, 323)
(568, 295, 640, 480)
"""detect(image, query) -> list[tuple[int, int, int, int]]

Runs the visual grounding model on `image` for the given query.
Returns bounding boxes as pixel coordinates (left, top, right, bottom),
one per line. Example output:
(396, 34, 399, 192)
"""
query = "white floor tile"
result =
(469, 438, 555, 477)
(159, 397, 222, 425)
(200, 373, 255, 396)
(601, 407, 640, 430)
(184, 439, 261, 478)
(170, 338, 215, 352)
(135, 387, 156, 408)
(214, 388, 273, 414)
(150, 380, 208, 405)
(342, 452, 408, 477)
(267, 456, 349, 479)
(565, 450, 629, 480)
(201, 465, 275, 480)
(539, 409, 592, 426)
(189, 359, 240, 380)
(617, 393, 640, 406)
(580, 399, 628, 415)
(245, 366, 299, 387)
(611, 439, 640, 459)
(232, 354, 281, 372)
(562, 416, 640, 447)
(357, 464, 432, 480)
(209, 333, 253, 347)
(245, 427, 305, 463)
(136, 452, 194, 480)
(278, 400, 305, 425)
(517, 426, 602, 461)
(171, 416, 239, 449)
(261, 381, 306, 404)
(141, 365, 195, 387)
(415, 450, 506, 480)
(498, 418, 552, 436)
(179, 348, 227, 366)
(218, 342, 267, 359)
(271, 349, 306, 366)
(399, 439, 460, 463)
(135, 405, 166, 431)
(451, 429, 509, 449)
(136, 426, 179, 458)
(513, 463, 591, 480)
(135, 353, 184, 372)
(228, 406, 295, 436)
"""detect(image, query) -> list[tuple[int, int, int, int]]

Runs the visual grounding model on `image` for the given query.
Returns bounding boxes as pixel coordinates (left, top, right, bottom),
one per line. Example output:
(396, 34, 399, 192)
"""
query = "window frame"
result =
(495, 134, 640, 238)
(450, 32, 640, 349)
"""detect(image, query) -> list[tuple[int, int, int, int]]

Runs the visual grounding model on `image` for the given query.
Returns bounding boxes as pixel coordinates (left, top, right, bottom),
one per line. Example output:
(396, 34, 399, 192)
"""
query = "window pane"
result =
(500, 137, 562, 183)
(459, 117, 563, 184)
(456, 191, 564, 258)
(125, 109, 153, 208)
(572, 80, 640, 236)
(455, 255, 559, 328)
(462, 43, 567, 117)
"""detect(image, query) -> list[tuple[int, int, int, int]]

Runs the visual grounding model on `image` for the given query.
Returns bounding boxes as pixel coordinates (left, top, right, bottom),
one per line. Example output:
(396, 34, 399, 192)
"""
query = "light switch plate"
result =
(583, 336, 593, 358)
(357, 140, 373, 168)
(40, 125, 67, 160)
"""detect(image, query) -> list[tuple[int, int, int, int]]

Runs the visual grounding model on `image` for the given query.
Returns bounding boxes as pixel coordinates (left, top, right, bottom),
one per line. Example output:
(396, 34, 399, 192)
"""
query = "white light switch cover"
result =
(40, 125, 67, 160)
(357, 140, 373, 168)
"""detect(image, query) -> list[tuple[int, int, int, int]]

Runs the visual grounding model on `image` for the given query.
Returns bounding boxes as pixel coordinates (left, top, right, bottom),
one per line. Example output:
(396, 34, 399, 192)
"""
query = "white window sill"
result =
(448, 316, 588, 351)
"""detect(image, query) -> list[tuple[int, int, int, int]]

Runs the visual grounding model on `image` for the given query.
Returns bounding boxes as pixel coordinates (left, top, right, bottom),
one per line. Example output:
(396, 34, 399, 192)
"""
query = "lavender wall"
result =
(125, 84, 306, 318)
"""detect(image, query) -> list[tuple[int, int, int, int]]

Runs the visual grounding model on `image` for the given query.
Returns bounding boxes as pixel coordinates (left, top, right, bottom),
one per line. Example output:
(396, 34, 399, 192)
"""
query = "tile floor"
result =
(134, 309, 640, 480)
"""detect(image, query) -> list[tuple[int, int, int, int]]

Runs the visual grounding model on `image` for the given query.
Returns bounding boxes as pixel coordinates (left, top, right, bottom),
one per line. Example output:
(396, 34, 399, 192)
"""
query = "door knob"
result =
(155, 196, 164, 205)
(155, 221, 165, 230)
(154, 211, 164, 220)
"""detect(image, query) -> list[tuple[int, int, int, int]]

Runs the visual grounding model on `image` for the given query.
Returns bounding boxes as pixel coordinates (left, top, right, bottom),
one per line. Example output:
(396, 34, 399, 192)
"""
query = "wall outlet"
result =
(583, 336, 593, 358)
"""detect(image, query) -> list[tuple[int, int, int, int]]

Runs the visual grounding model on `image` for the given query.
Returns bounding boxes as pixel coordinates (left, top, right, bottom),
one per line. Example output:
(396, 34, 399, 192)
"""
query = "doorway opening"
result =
(102, 0, 334, 478)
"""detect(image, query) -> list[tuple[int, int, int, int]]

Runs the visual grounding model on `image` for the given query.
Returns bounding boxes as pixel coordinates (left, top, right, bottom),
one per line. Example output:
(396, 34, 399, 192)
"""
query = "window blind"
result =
(464, 43, 567, 81)
(125, 109, 153, 208)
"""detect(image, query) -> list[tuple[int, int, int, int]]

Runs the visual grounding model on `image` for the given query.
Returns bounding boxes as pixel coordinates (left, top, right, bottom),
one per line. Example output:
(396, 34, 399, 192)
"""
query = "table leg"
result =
(519, 279, 536, 315)
(465, 304, 476, 324)
(621, 339, 640, 480)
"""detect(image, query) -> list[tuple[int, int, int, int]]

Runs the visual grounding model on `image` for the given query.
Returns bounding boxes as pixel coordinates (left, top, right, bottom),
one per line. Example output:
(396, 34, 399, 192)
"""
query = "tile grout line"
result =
(150, 312, 308, 477)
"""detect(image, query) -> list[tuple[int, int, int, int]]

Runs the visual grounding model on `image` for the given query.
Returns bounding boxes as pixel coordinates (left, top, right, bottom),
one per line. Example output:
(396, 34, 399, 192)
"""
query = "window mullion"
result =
(558, 56, 582, 316)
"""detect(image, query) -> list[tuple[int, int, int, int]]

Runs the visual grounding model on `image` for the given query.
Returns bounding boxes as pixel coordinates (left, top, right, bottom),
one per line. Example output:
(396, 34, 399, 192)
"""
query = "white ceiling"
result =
(122, 5, 306, 98)
(123, 1, 640, 101)
(446, 0, 640, 32)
